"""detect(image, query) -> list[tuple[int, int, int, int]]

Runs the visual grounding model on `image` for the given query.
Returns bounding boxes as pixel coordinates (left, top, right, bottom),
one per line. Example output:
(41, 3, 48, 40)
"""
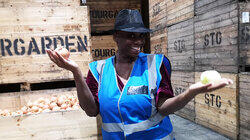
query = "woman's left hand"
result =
(188, 78, 233, 96)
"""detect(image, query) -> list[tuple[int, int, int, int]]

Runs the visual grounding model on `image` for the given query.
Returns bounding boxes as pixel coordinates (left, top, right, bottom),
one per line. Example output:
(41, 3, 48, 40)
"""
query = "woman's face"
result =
(114, 31, 146, 58)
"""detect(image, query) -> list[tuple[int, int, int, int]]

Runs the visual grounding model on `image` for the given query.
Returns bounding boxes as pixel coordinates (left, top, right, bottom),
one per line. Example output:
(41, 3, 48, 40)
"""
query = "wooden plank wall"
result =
(0, 110, 101, 139)
(0, 88, 102, 139)
(195, 72, 239, 140)
(91, 35, 117, 61)
(194, 0, 238, 73)
(239, 73, 250, 140)
(171, 71, 195, 121)
(168, 18, 194, 71)
(0, 2, 91, 84)
(239, 2, 250, 72)
(149, 0, 167, 55)
(166, 0, 194, 26)
(85, 0, 141, 34)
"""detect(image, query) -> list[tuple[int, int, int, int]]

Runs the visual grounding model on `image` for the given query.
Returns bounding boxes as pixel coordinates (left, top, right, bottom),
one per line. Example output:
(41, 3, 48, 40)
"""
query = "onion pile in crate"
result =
(0, 95, 80, 117)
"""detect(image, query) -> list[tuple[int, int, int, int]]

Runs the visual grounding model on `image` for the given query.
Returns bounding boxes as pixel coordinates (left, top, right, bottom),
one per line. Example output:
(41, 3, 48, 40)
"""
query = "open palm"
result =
(46, 49, 79, 72)
(188, 78, 233, 95)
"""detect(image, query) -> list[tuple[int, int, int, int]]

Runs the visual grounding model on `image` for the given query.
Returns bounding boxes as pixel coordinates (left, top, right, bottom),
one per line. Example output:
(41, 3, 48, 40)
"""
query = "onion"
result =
(49, 102, 57, 110)
(201, 70, 222, 85)
(51, 96, 57, 102)
(52, 106, 60, 111)
(55, 47, 70, 60)
(31, 106, 39, 113)
(60, 103, 68, 110)
(42, 109, 51, 113)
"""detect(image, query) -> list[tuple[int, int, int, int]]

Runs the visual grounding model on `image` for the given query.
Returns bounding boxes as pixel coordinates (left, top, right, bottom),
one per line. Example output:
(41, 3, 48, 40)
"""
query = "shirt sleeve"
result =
(155, 62, 174, 105)
(86, 70, 99, 103)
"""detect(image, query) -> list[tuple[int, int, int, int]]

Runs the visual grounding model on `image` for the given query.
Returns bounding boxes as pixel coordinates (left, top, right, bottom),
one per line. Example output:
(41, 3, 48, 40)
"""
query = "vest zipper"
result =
(117, 92, 126, 139)
(114, 57, 136, 140)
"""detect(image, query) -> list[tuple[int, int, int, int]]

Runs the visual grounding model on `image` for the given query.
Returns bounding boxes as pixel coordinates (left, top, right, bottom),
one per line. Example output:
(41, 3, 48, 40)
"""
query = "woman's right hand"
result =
(46, 49, 79, 72)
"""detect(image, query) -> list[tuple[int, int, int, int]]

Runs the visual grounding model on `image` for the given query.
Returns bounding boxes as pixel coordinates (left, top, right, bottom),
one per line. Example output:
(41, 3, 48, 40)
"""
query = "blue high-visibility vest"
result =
(89, 53, 174, 140)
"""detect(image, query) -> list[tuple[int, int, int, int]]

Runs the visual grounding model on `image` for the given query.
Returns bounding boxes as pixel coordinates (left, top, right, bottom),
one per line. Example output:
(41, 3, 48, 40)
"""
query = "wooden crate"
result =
(0, 5, 91, 84)
(171, 71, 195, 121)
(149, 0, 167, 55)
(85, 0, 141, 34)
(194, 0, 238, 73)
(239, 2, 250, 72)
(166, 0, 194, 26)
(0, 110, 101, 139)
(0, 0, 81, 7)
(168, 18, 194, 71)
(195, 72, 239, 140)
(0, 88, 102, 139)
(91, 35, 117, 61)
(0, 88, 77, 111)
(239, 73, 250, 140)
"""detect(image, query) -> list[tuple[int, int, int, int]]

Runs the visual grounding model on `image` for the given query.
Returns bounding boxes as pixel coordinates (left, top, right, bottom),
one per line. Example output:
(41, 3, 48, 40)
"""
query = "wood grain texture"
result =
(168, 18, 194, 71)
(194, 1, 238, 73)
(239, 73, 250, 140)
(166, 0, 194, 26)
(0, 5, 91, 84)
(86, 0, 141, 33)
(91, 35, 117, 61)
(195, 72, 239, 140)
(171, 71, 195, 121)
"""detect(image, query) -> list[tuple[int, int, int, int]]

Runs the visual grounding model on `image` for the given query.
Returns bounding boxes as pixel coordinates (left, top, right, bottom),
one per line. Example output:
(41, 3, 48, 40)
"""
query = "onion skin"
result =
(55, 47, 70, 60)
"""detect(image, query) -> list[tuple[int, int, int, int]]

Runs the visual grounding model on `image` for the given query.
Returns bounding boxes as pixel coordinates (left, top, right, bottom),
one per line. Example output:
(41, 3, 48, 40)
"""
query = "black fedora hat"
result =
(114, 9, 151, 33)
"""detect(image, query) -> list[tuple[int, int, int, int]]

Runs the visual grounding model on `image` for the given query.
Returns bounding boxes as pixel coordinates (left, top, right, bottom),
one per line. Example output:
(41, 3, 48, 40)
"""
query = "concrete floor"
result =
(170, 115, 231, 140)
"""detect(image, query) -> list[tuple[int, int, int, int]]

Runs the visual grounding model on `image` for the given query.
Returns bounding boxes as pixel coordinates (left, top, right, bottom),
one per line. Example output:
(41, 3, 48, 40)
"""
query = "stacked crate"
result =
(194, 0, 239, 139)
(0, 0, 101, 139)
(166, 0, 195, 121)
(149, 0, 250, 139)
(149, 0, 168, 54)
(85, 0, 141, 61)
(239, 2, 250, 140)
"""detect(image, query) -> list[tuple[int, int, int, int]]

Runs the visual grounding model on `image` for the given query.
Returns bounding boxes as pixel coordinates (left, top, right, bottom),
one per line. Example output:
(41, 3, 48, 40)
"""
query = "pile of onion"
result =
(0, 95, 80, 117)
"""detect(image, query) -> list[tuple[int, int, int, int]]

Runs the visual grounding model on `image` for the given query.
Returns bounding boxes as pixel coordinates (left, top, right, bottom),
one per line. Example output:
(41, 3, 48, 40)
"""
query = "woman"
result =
(46, 9, 232, 140)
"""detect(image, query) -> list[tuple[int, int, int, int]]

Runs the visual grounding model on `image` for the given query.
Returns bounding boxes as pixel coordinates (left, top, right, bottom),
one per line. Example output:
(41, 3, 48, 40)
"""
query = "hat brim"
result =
(119, 27, 152, 33)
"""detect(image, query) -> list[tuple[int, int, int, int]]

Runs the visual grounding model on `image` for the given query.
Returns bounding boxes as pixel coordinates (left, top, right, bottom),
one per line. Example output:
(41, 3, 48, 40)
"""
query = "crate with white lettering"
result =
(239, 2, 250, 72)
(239, 72, 250, 140)
(195, 72, 239, 140)
(85, 0, 141, 34)
(167, 18, 194, 71)
(0, 4, 91, 84)
(166, 0, 194, 26)
(194, 0, 238, 73)
(149, 0, 167, 55)
(0, 88, 102, 139)
(91, 35, 117, 61)
(171, 71, 195, 121)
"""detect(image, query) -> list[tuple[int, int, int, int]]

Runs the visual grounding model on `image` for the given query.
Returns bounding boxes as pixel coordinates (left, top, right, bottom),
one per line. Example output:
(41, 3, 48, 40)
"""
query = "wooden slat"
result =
(166, 0, 194, 26)
(171, 71, 195, 121)
(0, 0, 80, 7)
(149, 0, 167, 30)
(239, 73, 250, 140)
(195, 72, 239, 140)
(86, 0, 141, 33)
(150, 27, 167, 55)
(168, 18, 194, 71)
(194, 1, 238, 73)
(0, 110, 101, 139)
(90, 35, 117, 61)
(239, 2, 250, 69)
(0, 5, 91, 84)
